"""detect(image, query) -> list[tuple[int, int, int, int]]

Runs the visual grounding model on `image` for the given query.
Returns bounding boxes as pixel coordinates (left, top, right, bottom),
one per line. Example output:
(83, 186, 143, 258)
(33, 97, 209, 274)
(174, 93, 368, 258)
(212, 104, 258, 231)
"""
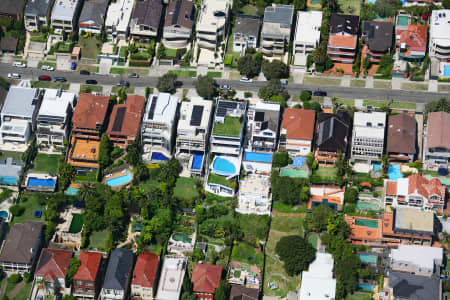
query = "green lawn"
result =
(390, 102, 416, 110)
(373, 81, 392, 89)
(270, 215, 304, 236)
(89, 229, 109, 250)
(109, 68, 149, 76)
(207, 71, 222, 78)
(77, 37, 101, 59)
(0, 150, 23, 163)
(31, 153, 62, 174)
(73, 169, 97, 183)
(111, 86, 135, 94)
(314, 167, 338, 178)
(338, 0, 360, 15)
(213, 116, 241, 137)
(76, 65, 98, 73)
(168, 70, 197, 77)
(12, 195, 46, 224)
(336, 98, 355, 106)
(402, 82, 428, 91)
(11, 281, 32, 300)
(303, 76, 341, 86)
(37, 61, 57, 69)
(241, 4, 259, 15)
(208, 174, 233, 188)
(173, 177, 200, 201)
(231, 242, 264, 266)
(80, 84, 103, 93)
(272, 202, 307, 213)
(31, 81, 69, 90)
(164, 48, 177, 57)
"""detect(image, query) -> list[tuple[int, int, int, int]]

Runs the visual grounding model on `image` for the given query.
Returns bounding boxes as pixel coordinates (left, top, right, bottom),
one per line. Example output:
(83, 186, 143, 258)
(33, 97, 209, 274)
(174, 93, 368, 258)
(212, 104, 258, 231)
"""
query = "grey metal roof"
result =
(102, 248, 133, 291)
(132, 0, 164, 29)
(263, 4, 294, 26)
(388, 271, 441, 300)
(0, 157, 23, 178)
(362, 21, 393, 53)
(2, 87, 39, 119)
(0, 221, 43, 264)
(24, 0, 52, 17)
(79, 0, 109, 27)
(235, 15, 261, 37)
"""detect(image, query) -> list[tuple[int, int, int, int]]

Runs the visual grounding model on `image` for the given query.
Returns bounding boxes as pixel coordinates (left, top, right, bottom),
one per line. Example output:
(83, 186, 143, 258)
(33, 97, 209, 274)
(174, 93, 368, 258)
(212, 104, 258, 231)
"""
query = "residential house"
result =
(105, 0, 136, 39)
(141, 93, 179, 163)
(279, 108, 316, 157)
(51, 0, 84, 33)
(130, 0, 164, 40)
(298, 253, 336, 300)
(424, 112, 450, 170)
(350, 111, 386, 163)
(0, 87, 42, 146)
(384, 174, 446, 211)
(228, 261, 261, 289)
(308, 185, 345, 211)
(191, 264, 222, 300)
(68, 94, 110, 169)
(36, 89, 75, 150)
(131, 252, 159, 300)
(210, 100, 246, 157)
(24, 0, 52, 31)
(73, 251, 103, 299)
(293, 11, 322, 68)
(327, 14, 360, 64)
(229, 285, 259, 300)
(395, 24, 427, 62)
(237, 174, 271, 215)
(0, 0, 25, 20)
(100, 248, 134, 300)
(314, 111, 351, 166)
(175, 97, 213, 177)
(390, 245, 443, 276)
(78, 0, 109, 34)
(387, 271, 442, 300)
(156, 256, 186, 300)
(260, 4, 294, 57)
(386, 114, 417, 162)
(233, 15, 261, 54)
(246, 100, 281, 153)
(107, 95, 146, 149)
(0, 221, 43, 274)
(163, 0, 194, 49)
(0, 37, 18, 54)
(361, 21, 393, 65)
(430, 10, 450, 62)
(35, 248, 72, 295)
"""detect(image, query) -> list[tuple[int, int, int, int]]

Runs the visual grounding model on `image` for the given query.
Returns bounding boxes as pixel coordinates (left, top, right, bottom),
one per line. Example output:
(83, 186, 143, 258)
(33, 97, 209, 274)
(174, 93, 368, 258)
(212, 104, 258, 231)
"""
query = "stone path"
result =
(68, 83, 80, 93)
(391, 78, 402, 90)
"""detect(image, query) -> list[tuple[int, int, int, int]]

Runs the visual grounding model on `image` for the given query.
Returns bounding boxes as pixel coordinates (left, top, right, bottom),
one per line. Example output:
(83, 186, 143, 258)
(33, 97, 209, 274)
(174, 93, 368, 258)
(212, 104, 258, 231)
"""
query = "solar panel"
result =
(255, 111, 265, 122)
(216, 107, 227, 117)
(112, 107, 126, 132)
(190, 105, 204, 126)
(172, 0, 182, 25)
(218, 101, 238, 110)
(148, 96, 157, 120)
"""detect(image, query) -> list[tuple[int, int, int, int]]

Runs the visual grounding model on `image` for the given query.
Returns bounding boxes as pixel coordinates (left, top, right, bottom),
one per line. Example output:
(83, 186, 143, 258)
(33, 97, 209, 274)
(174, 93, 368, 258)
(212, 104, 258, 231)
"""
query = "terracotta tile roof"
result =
(386, 181, 397, 195)
(408, 174, 446, 200)
(72, 94, 109, 130)
(426, 112, 450, 149)
(74, 251, 102, 282)
(192, 264, 222, 294)
(281, 108, 315, 141)
(107, 95, 145, 137)
(132, 252, 159, 288)
(328, 34, 357, 48)
(344, 215, 382, 242)
(36, 248, 72, 281)
(386, 114, 417, 155)
(399, 25, 427, 51)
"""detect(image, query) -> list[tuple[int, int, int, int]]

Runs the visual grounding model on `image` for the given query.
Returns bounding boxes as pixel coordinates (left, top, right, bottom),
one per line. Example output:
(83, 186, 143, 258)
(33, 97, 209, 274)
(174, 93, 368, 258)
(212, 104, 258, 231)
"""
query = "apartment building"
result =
(430, 10, 450, 62)
(73, 251, 103, 299)
(131, 252, 159, 300)
(105, 0, 136, 39)
(107, 95, 145, 149)
(175, 97, 213, 177)
(327, 14, 360, 64)
(163, 0, 194, 49)
(156, 256, 186, 300)
(424, 112, 450, 170)
(279, 108, 316, 157)
(210, 100, 246, 156)
(233, 15, 261, 54)
(36, 89, 75, 150)
(24, 0, 52, 31)
(384, 174, 446, 211)
(390, 245, 443, 276)
(100, 249, 134, 300)
(350, 111, 386, 163)
(51, 0, 83, 33)
(130, 0, 164, 39)
(386, 114, 417, 163)
(35, 248, 72, 295)
(141, 93, 179, 163)
(293, 11, 322, 68)
(260, 4, 294, 57)
(246, 100, 281, 153)
(0, 87, 42, 146)
(361, 21, 393, 64)
(237, 174, 271, 215)
(78, 0, 109, 34)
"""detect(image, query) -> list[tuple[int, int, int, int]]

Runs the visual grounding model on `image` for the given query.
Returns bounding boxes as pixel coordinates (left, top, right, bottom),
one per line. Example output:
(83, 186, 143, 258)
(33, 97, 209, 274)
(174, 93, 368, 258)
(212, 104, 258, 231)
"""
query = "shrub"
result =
(300, 91, 312, 102)
(129, 60, 151, 67)
(8, 274, 21, 284)
(224, 55, 233, 65)
(244, 92, 253, 98)
(9, 205, 25, 216)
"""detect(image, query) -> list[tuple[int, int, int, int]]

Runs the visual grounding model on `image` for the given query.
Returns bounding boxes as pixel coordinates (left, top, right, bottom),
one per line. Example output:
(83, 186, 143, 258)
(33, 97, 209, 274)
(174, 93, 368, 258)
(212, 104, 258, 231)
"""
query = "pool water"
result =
(172, 233, 192, 243)
(191, 153, 203, 170)
(358, 283, 375, 291)
(444, 65, 450, 77)
(106, 173, 132, 186)
(27, 177, 56, 187)
(0, 176, 17, 185)
(151, 152, 168, 161)
(359, 253, 378, 265)
(355, 218, 379, 229)
(65, 186, 79, 196)
(372, 163, 382, 171)
(0, 210, 8, 220)
(280, 168, 308, 178)
(292, 157, 305, 167)
(388, 164, 403, 180)
(244, 152, 272, 163)
(212, 157, 236, 176)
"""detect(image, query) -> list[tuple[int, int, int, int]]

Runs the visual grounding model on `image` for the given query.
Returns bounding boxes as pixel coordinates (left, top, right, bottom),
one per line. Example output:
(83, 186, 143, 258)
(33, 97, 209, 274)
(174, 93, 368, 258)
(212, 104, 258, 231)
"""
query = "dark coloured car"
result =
(53, 77, 66, 82)
(80, 70, 90, 75)
(38, 75, 51, 81)
(128, 73, 139, 78)
(86, 79, 97, 85)
(313, 90, 327, 97)
(117, 80, 130, 87)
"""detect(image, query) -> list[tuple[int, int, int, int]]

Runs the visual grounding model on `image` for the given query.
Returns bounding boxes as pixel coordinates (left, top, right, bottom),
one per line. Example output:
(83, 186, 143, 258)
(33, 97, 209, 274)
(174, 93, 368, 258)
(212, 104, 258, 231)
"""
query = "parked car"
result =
(39, 75, 51, 81)
(41, 65, 54, 71)
(53, 77, 66, 82)
(240, 77, 253, 83)
(86, 79, 97, 85)
(219, 84, 231, 90)
(13, 62, 26, 68)
(80, 70, 90, 75)
(71, 62, 77, 70)
(313, 90, 327, 96)
(128, 73, 139, 78)
(117, 80, 130, 87)
(7, 73, 20, 79)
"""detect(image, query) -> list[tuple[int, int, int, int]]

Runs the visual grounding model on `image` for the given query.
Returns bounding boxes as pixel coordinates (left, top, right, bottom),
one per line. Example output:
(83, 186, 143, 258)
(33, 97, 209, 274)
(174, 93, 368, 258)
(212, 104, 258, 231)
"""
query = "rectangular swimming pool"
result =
(27, 177, 56, 187)
(444, 65, 450, 77)
(358, 283, 375, 291)
(106, 173, 132, 186)
(355, 218, 379, 229)
(359, 253, 378, 265)
(0, 176, 17, 185)
(191, 153, 203, 170)
(244, 152, 272, 163)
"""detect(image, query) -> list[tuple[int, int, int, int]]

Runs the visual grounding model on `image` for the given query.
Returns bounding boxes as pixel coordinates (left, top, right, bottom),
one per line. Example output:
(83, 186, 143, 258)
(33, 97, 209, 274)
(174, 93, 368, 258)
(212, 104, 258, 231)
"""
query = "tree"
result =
(157, 72, 178, 94)
(262, 59, 289, 80)
(424, 98, 450, 115)
(258, 79, 289, 102)
(195, 75, 217, 99)
(58, 162, 74, 191)
(98, 133, 112, 168)
(300, 90, 312, 102)
(304, 205, 334, 233)
(214, 281, 230, 300)
(66, 258, 81, 286)
(275, 235, 316, 276)
(306, 152, 314, 169)
(313, 41, 328, 70)
(9, 205, 24, 216)
(237, 53, 262, 78)
(157, 43, 166, 59)
(444, 0, 450, 8)
(344, 188, 358, 204)
(300, 186, 310, 203)
(125, 142, 141, 166)
(272, 152, 290, 168)
(362, 56, 371, 73)
(303, 101, 322, 112)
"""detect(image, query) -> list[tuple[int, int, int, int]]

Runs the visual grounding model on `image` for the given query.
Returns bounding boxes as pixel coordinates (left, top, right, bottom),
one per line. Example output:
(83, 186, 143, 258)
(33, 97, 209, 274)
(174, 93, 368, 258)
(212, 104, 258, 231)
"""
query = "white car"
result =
(240, 77, 253, 83)
(41, 65, 54, 71)
(7, 73, 20, 79)
(13, 62, 27, 68)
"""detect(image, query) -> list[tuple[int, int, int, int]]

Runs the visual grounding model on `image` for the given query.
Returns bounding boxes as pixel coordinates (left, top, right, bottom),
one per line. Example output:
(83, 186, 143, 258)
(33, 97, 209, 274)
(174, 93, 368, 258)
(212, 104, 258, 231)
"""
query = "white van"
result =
(13, 62, 26, 68)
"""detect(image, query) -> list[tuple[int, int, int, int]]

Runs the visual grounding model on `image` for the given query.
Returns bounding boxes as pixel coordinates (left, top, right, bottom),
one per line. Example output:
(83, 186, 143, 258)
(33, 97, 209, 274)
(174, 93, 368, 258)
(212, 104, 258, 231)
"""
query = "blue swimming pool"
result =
(388, 164, 403, 180)
(27, 177, 56, 188)
(152, 152, 168, 161)
(106, 173, 132, 186)
(292, 156, 305, 167)
(192, 153, 203, 170)
(359, 253, 378, 265)
(358, 283, 375, 291)
(444, 65, 450, 77)
(372, 163, 382, 171)
(244, 152, 272, 163)
(0, 176, 17, 185)
(212, 157, 236, 176)
(0, 211, 8, 220)
(65, 186, 79, 196)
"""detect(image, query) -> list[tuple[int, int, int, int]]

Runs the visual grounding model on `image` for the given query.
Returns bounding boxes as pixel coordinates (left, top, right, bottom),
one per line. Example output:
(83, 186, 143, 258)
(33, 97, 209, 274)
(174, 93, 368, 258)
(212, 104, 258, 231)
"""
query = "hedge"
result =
(129, 60, 151, 67)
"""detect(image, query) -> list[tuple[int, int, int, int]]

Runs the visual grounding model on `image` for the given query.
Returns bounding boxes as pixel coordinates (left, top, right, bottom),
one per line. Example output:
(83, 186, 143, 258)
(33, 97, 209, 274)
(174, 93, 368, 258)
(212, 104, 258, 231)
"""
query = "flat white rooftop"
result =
(156, 256, 186, 300)
(105, 0, 136, 33)
(51, 0, 81, 21)
(353, 111, 386, 139)
(143, 93, 178, 124)
(430, 10, 450, 47)
(38, 89, 74, 119)
(177, 97, 212, 136)
(391, 245, 443, 270)
(196, 0, 229, 32)
(299, 253, 336, 300)
(249, 99, 281, 112)
(295, 11, 322, 44)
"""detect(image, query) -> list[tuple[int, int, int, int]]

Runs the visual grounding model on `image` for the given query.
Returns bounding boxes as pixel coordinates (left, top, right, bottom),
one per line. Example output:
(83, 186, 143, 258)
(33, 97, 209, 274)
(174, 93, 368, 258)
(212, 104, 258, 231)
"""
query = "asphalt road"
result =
(2, 63, 448, 103)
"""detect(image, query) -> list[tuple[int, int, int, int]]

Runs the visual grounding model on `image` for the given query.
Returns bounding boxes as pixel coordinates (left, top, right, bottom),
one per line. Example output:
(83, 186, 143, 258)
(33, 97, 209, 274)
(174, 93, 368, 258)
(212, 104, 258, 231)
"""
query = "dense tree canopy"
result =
(304, 205, 335, 233)
(272, 152, 290, 168)
(271, 171, 308, 206)
(98, 134, 112, 168)
(275, 235, 316, 275)
(157, 72, 178, 94)
(424, 98, 450, 115)
(258, 79, 289, 103)
(237, 52, 262, 78)
(195, 75, 217, 99)
(262, 59, 289, 80)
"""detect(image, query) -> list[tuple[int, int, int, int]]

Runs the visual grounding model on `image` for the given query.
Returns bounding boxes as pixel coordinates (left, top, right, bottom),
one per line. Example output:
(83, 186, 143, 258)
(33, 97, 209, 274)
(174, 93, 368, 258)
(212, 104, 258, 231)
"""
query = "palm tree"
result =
(78, 183, 93, 202)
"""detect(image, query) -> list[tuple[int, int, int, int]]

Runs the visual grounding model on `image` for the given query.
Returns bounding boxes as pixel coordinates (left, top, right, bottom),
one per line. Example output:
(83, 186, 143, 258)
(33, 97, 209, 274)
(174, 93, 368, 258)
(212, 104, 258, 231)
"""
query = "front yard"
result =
(168, 70, 197, 77)
(110, 68, 149, 76)
(77, 36, 102, 59)
(30, 153, 62, 174)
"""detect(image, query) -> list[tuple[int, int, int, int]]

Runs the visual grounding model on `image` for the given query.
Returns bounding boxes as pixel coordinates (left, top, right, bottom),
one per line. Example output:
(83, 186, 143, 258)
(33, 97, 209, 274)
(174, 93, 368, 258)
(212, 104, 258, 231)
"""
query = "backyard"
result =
(0, 151, 23, 163)
(314, 167, 338, 179)
(73, 169, 97, 183)
(89, 229, 109, 250)
(231, 242, 264, 266)
(173, 177, 200, 201)
(213, 116, 242, 137)
(338, 0, 361, 15)
(11, 194, 46, 224)
(30, 153, 62, 174)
